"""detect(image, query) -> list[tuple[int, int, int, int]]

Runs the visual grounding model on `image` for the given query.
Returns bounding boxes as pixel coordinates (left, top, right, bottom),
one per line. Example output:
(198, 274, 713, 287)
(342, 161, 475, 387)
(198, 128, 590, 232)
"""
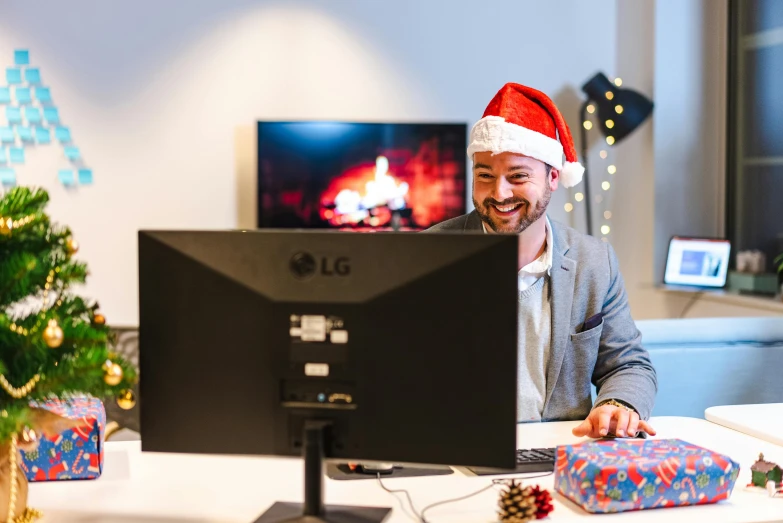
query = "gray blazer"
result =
(426, 211, 657, 421)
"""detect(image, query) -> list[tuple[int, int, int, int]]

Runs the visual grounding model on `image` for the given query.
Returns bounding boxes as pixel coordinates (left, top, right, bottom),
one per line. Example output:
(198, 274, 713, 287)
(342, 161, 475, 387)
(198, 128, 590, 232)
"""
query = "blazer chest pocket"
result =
(569, 321, 603, 372)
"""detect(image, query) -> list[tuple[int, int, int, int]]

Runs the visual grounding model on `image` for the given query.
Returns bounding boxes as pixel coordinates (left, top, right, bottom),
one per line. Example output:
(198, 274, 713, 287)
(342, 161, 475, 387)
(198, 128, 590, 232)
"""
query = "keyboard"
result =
(466, 447, 555, 476)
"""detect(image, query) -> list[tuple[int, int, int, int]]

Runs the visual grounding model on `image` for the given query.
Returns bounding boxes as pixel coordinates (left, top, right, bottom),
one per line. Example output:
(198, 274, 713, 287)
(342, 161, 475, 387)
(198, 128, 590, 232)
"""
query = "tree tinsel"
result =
(0, 186, 136, 442)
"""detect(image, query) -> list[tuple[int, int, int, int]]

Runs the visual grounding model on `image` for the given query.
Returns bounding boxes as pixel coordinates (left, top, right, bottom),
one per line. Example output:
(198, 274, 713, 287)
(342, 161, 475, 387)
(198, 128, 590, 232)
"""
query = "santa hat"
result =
(467, 83, 584, 188)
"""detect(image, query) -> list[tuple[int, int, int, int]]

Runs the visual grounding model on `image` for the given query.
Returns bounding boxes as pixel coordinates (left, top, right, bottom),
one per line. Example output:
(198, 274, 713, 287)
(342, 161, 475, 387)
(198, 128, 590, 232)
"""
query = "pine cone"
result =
(497, 481, 554, 522)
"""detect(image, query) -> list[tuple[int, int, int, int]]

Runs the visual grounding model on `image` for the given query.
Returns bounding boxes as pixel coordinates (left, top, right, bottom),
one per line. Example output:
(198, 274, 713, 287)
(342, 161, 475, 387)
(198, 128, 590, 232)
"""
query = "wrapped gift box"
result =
(554, 438, 740, 513)
(20, 397, 105, 481)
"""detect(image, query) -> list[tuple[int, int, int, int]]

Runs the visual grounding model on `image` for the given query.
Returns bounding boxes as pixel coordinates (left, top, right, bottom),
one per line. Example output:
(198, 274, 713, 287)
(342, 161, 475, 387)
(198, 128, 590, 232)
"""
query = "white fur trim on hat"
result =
(467, 116, 564, 169)
(560, 161, 584, 188)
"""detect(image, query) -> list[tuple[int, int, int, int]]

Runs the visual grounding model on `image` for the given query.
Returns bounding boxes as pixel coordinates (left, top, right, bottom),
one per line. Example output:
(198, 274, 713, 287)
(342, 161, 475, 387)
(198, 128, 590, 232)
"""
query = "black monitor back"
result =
(139, 230, 518, 469)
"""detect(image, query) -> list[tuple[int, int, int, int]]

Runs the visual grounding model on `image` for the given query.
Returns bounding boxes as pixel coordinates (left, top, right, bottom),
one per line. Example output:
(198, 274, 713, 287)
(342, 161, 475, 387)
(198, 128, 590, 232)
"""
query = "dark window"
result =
(727, 0, 783, 269)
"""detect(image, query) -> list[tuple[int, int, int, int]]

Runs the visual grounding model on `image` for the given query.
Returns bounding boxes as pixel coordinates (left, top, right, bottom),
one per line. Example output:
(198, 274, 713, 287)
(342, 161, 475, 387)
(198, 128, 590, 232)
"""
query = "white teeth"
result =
(494, 204, 520, 212)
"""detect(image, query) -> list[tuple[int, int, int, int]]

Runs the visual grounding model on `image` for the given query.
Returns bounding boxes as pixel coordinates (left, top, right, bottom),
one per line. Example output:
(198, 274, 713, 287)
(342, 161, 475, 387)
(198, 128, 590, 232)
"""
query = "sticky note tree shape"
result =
(0, 49, 93, 188)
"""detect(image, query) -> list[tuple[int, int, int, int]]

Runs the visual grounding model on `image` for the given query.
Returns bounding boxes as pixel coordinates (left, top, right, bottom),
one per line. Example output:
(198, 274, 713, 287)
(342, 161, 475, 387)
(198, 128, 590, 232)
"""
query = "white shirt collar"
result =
(482, 215, 553, 277)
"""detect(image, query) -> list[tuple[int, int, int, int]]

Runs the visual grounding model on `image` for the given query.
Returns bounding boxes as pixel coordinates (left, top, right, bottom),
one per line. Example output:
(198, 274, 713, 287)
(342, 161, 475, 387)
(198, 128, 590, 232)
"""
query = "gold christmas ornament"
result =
(104, 363, 123, 386)
(116, 389, 136, 410)
(101, 359, 113, 372)
(93, 313, 106, 326)
(66, 237, 79, 255)
(0, 375, 41, 399)
(0, 218, 11, 236)
(42, 320, 64, 349)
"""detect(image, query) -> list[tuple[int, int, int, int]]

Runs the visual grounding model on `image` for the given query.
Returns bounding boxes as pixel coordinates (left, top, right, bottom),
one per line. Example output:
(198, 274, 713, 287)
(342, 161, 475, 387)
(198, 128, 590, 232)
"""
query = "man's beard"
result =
(473, 184, 551, 234)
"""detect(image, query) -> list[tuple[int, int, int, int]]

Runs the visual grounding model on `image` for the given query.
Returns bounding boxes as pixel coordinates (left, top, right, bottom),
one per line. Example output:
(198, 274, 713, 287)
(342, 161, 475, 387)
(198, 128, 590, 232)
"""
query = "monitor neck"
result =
(303, 420, 330, 517)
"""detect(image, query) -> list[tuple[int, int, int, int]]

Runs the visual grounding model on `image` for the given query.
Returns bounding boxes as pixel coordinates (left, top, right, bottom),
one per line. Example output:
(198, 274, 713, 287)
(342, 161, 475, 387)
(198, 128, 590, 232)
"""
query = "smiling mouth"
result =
(490, 203, 523, 217)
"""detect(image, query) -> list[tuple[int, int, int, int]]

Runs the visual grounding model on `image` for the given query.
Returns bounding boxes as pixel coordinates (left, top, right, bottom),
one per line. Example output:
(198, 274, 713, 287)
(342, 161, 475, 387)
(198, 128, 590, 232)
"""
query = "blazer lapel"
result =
(543, 221, 576, 413)
(464, 210, 483, 232)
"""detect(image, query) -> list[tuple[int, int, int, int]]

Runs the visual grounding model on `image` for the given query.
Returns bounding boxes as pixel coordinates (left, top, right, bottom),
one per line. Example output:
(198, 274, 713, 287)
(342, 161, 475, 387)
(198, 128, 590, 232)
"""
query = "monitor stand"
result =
(255, 421, 392, 523)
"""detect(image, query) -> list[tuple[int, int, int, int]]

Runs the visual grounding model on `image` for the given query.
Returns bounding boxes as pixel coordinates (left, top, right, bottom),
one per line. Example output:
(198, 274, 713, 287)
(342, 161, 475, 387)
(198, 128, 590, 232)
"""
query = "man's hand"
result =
(571, 404, 657, 439)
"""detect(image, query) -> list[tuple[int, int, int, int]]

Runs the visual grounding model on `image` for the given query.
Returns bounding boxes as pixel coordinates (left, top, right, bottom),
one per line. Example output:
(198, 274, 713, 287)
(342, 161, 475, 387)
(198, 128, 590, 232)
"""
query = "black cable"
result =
(377, 471, 554, 523)
(679, 290, 704, 318)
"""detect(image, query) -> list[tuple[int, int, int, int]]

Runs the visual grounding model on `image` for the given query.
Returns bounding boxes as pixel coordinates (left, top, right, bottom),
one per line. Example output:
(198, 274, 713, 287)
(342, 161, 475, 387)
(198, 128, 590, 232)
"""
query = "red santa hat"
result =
(467, 83, 584, 188)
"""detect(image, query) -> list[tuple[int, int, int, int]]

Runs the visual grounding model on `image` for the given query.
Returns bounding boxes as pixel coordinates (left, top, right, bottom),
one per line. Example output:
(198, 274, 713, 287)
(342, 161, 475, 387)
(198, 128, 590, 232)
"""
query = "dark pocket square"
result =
(580, 312, 604, 333)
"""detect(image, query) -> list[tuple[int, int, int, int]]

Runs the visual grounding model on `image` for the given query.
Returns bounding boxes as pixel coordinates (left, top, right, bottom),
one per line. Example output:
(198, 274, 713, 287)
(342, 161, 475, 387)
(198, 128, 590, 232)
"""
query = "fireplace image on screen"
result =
(257, 121, 467, 231)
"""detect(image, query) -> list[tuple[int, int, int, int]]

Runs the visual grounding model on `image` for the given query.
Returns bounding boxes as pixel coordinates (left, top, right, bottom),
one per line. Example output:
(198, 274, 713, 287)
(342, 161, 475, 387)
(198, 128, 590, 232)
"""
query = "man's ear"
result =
(548, 167, 560, 191)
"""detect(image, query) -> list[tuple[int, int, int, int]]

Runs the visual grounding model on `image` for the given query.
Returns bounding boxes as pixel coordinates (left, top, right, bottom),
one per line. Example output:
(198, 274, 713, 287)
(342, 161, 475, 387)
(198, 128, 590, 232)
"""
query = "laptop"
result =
(662, 236, 731, 291)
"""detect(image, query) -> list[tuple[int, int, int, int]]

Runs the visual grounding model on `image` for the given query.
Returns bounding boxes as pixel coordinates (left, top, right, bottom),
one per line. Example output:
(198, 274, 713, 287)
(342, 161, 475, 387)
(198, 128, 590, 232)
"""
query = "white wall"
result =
(1, 0, 774, 324)
(653, 0, 727, 278)
(0, 0, 617, 325)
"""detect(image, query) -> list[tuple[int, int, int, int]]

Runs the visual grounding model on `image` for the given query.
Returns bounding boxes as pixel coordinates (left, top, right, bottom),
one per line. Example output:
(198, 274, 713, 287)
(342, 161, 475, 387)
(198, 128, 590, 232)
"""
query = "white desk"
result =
(27, 417, 783, 523)
(706, 403, 783, 447)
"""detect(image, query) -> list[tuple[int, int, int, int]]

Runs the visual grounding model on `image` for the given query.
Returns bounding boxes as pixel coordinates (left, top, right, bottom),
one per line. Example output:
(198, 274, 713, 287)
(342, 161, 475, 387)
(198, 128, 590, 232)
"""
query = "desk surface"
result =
(28, 417, 783, 523)
(705, 403, 783, 447)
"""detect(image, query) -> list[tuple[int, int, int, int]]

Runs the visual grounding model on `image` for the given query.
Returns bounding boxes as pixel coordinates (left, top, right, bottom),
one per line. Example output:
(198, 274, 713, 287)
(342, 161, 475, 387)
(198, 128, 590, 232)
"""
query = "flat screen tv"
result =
(257, 121, 467, 231)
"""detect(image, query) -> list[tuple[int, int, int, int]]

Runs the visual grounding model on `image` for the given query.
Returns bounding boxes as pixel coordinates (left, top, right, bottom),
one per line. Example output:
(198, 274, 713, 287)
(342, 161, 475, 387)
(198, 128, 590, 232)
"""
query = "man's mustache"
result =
(482, 198, 528, 207)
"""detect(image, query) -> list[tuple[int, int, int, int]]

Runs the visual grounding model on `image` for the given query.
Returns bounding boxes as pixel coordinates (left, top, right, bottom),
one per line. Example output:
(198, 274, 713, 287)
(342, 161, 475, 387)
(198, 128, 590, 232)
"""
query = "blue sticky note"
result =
(0, 148, 5, 163)
(14, 50, 30, 66)
(0, 128, 13, 143)
(25, 68, 41, 84)
(77, 168, 93, 185)
(64, 146, 80, 160)
(0, 168, 15, 186)
(58, 169, 75, 186)
(43, 107, 59, 123)
(0, 88, 9, 104)
(25, 107, 41, 124)
(6, 107, 22, 124)
(6, 68, 22, 84)
(9, 147, 24, 164)
(35, 87, 51, 103)
(55, 126, 71, 142)
(16, 127, 32, 142)
(35, 127, 50, 144)
(15, 87, 31, 105)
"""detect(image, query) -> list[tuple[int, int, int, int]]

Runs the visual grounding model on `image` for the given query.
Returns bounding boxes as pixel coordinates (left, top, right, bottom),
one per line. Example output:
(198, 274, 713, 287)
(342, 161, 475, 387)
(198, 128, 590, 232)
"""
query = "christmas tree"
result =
(0, 186, 136, 443)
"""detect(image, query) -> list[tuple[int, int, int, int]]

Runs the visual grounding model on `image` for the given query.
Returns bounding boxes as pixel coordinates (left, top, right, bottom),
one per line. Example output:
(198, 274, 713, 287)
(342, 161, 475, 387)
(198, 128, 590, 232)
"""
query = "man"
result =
(427, 83, 657, 439)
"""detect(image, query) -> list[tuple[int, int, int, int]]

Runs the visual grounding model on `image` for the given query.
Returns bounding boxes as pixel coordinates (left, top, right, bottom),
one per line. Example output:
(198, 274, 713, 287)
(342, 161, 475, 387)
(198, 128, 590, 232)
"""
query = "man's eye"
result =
(478, 173, 493, 178)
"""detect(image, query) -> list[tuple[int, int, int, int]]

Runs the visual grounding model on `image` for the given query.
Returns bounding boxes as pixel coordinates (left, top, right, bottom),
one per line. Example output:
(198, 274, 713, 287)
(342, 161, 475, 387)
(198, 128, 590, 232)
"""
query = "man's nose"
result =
(491, 177, 514, 201)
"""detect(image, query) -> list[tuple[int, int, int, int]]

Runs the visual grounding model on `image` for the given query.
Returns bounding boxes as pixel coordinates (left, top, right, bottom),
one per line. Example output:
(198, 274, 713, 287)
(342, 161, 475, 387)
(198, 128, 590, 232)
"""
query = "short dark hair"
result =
(545, 164, 553, 177)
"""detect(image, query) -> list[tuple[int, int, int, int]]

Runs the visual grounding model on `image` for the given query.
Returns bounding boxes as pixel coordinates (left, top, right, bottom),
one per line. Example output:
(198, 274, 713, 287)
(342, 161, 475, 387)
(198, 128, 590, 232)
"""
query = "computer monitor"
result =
(138, 229, 518, 523)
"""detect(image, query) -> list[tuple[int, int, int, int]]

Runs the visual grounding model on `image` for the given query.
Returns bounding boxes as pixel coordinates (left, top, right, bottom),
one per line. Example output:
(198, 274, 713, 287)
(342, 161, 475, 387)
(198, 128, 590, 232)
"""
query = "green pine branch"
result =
(0, 187, 49, 216)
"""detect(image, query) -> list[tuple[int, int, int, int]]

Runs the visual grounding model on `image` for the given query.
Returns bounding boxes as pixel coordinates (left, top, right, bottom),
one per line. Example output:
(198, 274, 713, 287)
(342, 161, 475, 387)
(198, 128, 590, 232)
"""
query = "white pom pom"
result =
(560, 161, 585, 188)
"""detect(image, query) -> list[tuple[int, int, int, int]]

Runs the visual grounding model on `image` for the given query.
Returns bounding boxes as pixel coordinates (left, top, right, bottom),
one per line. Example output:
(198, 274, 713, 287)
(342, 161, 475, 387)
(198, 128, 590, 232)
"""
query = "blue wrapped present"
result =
(20, 397, 105, 481)
(554, 438, 740, 513)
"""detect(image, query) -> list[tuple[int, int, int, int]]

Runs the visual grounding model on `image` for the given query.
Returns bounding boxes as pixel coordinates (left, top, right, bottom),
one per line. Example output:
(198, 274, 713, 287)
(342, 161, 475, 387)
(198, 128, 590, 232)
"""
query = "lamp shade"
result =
(581, 72, 653, 143)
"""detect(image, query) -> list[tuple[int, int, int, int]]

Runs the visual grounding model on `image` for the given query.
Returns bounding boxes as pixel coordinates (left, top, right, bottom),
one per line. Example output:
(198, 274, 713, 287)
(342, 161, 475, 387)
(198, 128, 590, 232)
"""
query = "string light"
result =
(601, 225, 611, 235)
(602, 181, 611, 191)
(605, 120, 615, 129)
(564, 203, 573, 213)
(607, 165, 617, 174)
(586, 104, 595, 114)
(606, 136, 615, 145)
(614, 77, 623, 87)
(583, 121, 593, 130)
(599, 150, 608, 159)
(604, 211, 612, 219)
(605, 91, 614, 100)
(574, 193, 584, 202)
(615, 105, 624, 114)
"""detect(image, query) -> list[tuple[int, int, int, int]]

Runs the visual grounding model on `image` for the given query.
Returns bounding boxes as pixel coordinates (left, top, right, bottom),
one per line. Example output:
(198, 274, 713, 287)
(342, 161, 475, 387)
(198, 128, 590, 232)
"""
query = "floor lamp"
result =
(579, 72, 653, 236)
